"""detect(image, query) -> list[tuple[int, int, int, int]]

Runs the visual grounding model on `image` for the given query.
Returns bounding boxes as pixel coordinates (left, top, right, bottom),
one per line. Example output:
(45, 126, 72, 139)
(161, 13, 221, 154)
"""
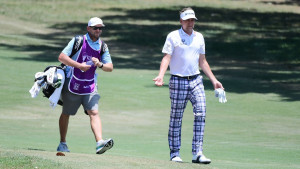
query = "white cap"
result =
(180, 9, 198, 20)
(88, 17, 105, 27)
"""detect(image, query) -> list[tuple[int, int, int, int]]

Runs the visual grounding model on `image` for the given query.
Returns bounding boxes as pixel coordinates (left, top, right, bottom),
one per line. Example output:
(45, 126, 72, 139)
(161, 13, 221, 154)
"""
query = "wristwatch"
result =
(99, 62, 104, 68)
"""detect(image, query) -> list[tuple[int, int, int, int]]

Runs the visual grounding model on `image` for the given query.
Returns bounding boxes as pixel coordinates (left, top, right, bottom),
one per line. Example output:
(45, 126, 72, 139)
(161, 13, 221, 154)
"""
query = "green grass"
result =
(0, 0, 300, 168)
(0, 151, 67, 169)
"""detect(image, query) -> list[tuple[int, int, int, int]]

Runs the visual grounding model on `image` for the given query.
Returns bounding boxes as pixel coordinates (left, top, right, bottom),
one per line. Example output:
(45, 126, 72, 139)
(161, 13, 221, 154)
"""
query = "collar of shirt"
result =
(179, 27, 195, 37)
(179, 27, 196, 46)
(85, 33, 101, 45)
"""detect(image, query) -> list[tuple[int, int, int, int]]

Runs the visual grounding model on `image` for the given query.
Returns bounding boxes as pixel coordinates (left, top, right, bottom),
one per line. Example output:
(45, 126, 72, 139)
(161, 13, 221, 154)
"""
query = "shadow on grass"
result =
(261, 0, 300, 6)
(1, 6, 299, 101)
(27, 148, 46, 151)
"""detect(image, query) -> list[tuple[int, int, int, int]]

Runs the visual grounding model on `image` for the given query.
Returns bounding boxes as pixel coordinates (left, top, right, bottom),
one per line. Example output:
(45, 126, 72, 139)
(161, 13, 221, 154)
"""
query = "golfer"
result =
(57, 17, 113, 154)
(153, 7, 224, 164)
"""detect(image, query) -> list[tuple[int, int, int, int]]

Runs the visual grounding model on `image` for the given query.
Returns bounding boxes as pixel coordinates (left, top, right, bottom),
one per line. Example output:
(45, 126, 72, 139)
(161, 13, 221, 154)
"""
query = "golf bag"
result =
(40, 66, 64, 105)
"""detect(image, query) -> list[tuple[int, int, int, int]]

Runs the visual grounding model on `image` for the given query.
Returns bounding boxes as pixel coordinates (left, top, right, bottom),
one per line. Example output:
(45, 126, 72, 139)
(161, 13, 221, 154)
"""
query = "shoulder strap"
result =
(70, 35, 84, 58)
(60, 35, 83, 68)
(100, 40, 106, 56)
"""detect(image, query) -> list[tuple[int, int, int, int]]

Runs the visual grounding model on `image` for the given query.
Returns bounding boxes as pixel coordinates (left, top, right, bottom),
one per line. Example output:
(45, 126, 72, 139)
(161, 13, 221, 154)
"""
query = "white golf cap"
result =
(88, 17, 105, 27)
(180, 9, 198, 20)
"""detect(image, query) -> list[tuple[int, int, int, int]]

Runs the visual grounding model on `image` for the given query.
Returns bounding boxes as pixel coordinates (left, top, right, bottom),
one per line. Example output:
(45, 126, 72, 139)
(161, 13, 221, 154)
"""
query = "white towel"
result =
(49, 69, 65, 108)
(29, 79, 46, 98)
(29, 81, 40, 98)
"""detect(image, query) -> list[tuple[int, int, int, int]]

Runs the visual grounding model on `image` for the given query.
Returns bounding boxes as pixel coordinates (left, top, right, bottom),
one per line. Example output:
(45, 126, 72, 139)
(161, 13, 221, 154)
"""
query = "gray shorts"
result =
(61, 78, 100, 115)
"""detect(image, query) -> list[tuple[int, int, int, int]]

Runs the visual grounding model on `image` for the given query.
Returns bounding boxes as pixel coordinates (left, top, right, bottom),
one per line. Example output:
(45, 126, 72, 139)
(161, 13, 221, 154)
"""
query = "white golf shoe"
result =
(171, 156, 183, 162)
(192, 154, 211, 164)
(96, 138, 114, 154)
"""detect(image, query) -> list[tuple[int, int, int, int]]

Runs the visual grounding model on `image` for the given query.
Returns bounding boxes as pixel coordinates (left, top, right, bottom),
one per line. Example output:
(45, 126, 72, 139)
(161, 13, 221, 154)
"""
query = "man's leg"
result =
(87, 110, 102, 142)
(168, 77, 189, 159)
(192, 115, 205, 154)
(59, 113, 70, 142)
(169, 99, 188, 159)
(190, 77, 211, 164)
(190, 76, 207, 156)
(87, 109, 113, 154)
(57, 113, 70, 152)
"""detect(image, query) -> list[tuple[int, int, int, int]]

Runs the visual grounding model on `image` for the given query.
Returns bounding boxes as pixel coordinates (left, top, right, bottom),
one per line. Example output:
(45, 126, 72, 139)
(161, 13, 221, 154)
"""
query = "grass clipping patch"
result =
(0, 151, 67, 169)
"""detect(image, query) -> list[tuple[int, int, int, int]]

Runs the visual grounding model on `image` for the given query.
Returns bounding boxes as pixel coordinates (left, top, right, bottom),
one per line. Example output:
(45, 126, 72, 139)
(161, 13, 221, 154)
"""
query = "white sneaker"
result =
(171, 156, 183, 162)
(96, 138, 114, 154)
(192, 154, 211, 164)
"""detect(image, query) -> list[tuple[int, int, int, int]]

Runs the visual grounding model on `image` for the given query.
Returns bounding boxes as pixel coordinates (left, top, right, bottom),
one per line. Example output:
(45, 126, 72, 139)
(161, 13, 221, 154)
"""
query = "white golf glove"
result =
(214, 88, 227, 103)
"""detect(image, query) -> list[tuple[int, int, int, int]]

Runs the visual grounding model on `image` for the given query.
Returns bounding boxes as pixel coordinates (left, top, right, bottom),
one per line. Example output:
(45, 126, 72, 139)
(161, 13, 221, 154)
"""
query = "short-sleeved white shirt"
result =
(162, 28, 205, 76)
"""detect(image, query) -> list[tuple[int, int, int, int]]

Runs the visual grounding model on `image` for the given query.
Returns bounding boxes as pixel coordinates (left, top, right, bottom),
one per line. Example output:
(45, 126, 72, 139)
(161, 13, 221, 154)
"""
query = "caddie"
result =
(57, 17, 114, 154)
(153, 7, 225, 164)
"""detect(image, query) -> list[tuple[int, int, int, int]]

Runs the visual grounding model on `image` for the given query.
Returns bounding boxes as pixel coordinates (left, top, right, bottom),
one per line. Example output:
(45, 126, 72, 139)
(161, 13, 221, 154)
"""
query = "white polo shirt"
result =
(162, 28, 205, 76)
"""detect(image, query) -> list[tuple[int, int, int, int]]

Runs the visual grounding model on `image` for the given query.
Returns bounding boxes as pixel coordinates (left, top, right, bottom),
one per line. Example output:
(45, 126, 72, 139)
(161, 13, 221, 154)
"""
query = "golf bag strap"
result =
(70, 35, 84, 58)
(99, 41, 106, 56)
(60, 35, 83, 68)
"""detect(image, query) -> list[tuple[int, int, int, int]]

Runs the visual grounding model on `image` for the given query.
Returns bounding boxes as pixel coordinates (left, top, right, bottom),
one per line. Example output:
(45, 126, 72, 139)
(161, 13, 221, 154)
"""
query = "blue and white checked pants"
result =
(168, 75, 206, 158)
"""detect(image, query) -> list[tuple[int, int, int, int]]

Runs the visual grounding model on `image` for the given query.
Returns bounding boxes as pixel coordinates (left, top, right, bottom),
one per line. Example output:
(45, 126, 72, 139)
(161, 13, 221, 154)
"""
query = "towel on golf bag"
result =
(214, 88, 227, 103)
(29, 66, 65, 108)
(49, 68, 65, 108)
(29, 78, 46, 98)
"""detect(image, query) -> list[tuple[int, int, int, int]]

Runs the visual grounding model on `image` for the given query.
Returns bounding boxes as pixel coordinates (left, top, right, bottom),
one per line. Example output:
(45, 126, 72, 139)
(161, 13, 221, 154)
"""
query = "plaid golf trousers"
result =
(168, 75, 206, 159)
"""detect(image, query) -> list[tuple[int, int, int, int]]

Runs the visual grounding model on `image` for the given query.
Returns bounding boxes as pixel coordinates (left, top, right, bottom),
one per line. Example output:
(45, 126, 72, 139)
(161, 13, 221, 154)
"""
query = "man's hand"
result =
(79, 62, 91, 72)
(212, 80, 224, 90)
(153, 54, 170, 87)
(153, 76, 164, 86)
(91, 57, 101, 67)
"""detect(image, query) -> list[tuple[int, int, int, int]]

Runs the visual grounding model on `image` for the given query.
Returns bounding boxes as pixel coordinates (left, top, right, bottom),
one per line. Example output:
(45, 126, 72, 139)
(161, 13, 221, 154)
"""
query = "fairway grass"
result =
(0, 0, 300, 168)
(0, 68, 299, 169)
(1, 148, 216, 169)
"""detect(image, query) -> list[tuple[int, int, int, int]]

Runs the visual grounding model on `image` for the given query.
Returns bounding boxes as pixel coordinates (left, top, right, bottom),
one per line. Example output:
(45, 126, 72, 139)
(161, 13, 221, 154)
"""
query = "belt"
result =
(171, 74, 199, 80)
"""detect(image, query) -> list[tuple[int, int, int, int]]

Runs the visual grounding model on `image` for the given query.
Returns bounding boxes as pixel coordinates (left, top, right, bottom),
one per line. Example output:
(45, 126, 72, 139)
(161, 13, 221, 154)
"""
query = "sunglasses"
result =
(90, 26, 104, 30)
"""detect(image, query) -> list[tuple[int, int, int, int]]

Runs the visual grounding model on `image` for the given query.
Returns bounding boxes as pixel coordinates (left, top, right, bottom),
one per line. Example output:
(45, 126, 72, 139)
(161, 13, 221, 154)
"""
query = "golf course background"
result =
(0, 0, 299, 168)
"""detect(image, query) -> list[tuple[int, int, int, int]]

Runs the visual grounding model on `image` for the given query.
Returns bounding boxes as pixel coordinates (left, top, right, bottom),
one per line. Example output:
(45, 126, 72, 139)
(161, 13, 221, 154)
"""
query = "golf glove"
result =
(214, 88, 227, 103)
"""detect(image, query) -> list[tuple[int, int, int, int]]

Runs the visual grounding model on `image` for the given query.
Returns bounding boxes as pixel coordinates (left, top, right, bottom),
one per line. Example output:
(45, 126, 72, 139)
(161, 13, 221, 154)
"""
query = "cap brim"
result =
(89, 23, 105, 27)
(181, 16, 198, 20)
